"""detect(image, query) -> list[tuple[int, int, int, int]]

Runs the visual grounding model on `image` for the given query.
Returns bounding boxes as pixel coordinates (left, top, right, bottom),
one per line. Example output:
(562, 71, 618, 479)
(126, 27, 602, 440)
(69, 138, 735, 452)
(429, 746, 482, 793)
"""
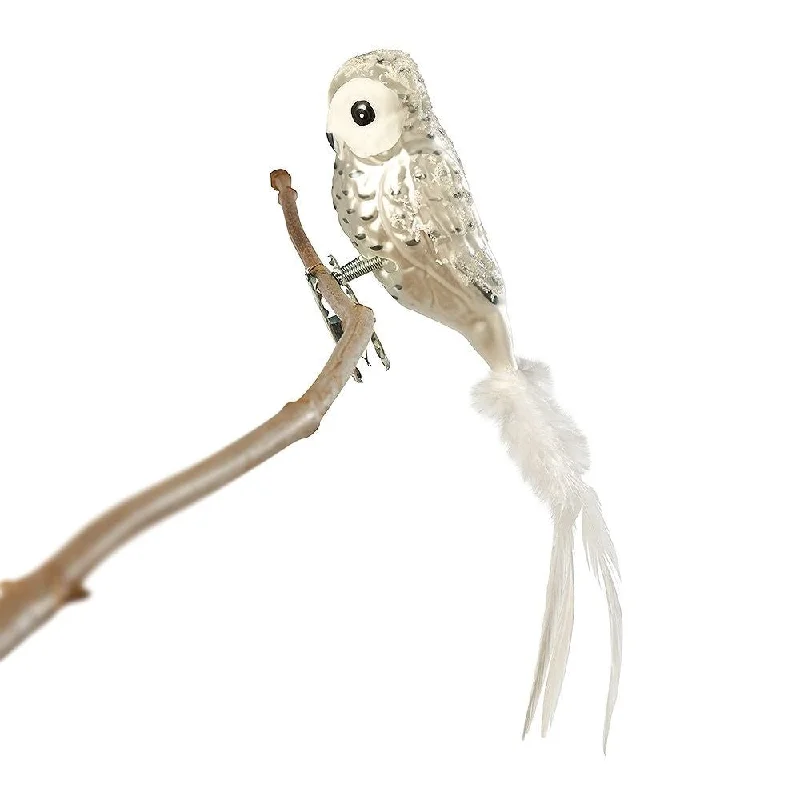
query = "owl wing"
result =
(378, 140, 505, 302)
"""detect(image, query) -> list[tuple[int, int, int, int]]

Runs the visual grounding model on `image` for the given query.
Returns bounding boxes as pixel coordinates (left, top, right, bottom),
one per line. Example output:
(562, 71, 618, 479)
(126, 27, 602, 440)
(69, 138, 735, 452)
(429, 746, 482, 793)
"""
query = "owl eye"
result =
(350, 100, 376, 127)
(328, 78, 403, 158)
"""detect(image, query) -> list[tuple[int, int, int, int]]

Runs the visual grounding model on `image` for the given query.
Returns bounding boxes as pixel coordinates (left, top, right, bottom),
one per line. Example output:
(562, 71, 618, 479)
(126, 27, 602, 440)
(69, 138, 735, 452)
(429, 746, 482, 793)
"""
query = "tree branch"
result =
(0, 169, 374, 663)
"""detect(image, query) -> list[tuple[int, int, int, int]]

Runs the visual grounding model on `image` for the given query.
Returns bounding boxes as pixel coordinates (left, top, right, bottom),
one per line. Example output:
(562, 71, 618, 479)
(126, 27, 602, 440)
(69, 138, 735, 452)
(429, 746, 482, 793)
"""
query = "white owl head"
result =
(326, 50, 436, 161)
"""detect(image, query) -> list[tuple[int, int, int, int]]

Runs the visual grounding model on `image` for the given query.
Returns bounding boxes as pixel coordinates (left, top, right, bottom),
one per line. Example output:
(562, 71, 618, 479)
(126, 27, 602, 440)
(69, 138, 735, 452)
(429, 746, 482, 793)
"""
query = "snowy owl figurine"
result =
(325, 49, 621, 750)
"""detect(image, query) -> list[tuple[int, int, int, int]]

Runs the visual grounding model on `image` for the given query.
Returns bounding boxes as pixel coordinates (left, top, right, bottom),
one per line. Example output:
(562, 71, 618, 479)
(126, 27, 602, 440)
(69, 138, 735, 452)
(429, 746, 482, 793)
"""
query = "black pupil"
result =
(351, 101, 375, 127)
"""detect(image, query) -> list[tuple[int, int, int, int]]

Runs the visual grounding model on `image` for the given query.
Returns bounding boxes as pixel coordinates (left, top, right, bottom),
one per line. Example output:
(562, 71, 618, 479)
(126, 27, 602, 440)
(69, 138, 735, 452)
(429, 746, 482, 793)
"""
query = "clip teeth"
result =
(313, 255, 389, 379)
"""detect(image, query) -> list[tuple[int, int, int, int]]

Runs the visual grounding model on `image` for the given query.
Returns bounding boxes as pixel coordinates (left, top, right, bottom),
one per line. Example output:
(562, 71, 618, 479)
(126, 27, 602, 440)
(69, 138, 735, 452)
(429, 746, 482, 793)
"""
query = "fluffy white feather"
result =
(472, 359, 622, 751)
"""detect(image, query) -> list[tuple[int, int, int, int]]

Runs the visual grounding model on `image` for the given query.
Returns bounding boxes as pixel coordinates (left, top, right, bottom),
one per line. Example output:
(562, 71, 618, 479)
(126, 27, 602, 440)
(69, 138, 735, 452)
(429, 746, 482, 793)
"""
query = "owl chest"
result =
(333, 153, 427, 295)
(332, 160, 389, 252)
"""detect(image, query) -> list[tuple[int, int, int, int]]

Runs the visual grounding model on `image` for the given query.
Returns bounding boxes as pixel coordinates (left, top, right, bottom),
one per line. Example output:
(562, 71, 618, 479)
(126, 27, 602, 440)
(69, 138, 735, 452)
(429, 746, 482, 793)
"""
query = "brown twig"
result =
(0, 169, 375, 663)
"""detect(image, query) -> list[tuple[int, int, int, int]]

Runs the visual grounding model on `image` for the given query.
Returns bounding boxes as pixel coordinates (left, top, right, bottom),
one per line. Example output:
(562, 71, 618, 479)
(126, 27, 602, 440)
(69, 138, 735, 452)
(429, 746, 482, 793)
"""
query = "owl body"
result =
(328, 51, 516, 371)
(325, 50, 622, 750)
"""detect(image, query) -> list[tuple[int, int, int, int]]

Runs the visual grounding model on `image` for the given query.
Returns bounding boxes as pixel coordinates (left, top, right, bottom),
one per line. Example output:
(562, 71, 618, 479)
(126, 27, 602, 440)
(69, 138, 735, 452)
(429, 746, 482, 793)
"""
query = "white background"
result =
(1, 1, 798, 797)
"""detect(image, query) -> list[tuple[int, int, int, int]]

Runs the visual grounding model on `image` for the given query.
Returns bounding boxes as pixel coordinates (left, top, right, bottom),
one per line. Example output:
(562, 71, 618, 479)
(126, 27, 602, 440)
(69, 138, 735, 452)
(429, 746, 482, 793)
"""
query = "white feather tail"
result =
(472, 359, 622, 751)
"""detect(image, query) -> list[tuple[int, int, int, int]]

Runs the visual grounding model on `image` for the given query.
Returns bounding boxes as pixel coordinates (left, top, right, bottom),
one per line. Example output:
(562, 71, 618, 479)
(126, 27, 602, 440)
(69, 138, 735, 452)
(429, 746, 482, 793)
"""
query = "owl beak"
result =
(326, 132, 335, 150)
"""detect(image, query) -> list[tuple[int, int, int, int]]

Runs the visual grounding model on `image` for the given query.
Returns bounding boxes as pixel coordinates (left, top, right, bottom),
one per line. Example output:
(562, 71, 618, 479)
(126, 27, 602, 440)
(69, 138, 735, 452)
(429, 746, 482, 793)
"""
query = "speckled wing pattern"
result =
(379, 128, 505, 302)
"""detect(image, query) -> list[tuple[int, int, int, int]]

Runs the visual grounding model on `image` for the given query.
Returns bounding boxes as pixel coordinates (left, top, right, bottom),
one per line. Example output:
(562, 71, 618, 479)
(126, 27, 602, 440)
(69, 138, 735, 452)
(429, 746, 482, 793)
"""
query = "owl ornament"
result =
(325, 50, 621, 750)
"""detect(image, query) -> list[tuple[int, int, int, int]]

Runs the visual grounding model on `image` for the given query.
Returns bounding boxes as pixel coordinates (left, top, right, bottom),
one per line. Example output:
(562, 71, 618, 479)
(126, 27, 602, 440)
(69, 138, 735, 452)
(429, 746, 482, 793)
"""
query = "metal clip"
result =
(305, 255, 390, 382)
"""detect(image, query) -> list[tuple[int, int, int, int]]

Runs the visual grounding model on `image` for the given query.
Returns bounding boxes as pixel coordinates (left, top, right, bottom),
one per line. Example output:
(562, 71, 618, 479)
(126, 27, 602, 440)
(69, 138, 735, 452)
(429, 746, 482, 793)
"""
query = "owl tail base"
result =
(471, 360, 622, 752)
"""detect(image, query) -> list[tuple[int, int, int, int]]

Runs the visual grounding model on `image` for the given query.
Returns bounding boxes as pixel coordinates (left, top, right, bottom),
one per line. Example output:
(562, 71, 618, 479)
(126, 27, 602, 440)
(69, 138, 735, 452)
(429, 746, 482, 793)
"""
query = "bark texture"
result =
(0, 169, 374, 662)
